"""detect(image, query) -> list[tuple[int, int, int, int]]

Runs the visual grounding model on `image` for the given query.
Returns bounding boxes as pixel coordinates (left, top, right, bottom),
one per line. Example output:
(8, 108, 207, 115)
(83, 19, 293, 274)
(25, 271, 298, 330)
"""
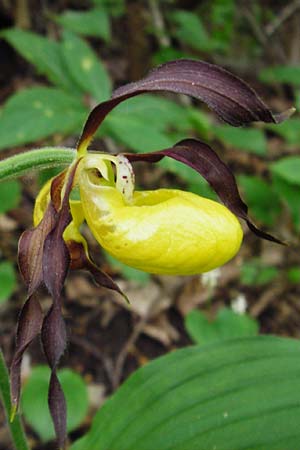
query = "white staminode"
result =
(115, 154, 135, 203)
(82, 153, 135, 204)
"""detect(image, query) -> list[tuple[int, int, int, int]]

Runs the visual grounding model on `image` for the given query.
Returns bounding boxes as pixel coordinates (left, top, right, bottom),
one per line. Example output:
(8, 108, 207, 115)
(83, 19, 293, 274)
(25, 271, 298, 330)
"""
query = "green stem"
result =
(0, 147, 76, 182)
(0, 349, 30, 450)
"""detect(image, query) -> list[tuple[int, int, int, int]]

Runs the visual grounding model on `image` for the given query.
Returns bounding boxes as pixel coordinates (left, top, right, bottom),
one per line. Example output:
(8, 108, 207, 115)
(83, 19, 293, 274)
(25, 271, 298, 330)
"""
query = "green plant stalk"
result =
(0, 349, 30, 450)
(0, 147, 76, 182)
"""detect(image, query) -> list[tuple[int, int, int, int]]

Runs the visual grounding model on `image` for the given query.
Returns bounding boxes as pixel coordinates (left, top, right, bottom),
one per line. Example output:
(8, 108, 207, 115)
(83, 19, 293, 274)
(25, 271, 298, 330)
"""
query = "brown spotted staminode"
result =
(10, 59, 292, 449)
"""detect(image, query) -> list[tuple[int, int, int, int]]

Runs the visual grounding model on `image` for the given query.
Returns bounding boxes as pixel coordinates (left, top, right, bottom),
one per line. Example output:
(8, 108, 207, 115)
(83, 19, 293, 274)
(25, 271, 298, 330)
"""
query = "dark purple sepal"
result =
(77, 59, 293, 150)
(125, 138, 284, 245)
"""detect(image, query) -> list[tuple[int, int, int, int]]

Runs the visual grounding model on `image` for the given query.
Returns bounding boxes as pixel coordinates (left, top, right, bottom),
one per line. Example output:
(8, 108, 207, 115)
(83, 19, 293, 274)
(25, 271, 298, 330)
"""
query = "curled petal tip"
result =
(274, 107, 296, 124)
(123, 293, 130, 305)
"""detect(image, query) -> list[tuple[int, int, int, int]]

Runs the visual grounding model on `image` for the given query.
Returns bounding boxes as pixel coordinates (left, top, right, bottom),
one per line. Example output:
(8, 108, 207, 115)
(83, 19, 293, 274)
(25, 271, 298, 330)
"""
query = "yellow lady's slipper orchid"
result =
(78, 154, 243, 275)
(33, 153, 243, 275)
(11, 58, 289, 449)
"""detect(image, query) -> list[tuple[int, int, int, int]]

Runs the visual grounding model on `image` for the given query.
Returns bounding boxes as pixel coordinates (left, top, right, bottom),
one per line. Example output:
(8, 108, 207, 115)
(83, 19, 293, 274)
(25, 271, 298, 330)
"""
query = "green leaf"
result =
(61, 31, 111, 102)
(0, 179, 21, 213)
(109, 95, 191, 132)
(170, 10, 213, 52)
(187, 177, 217, 201)
(213, 125, 267, 155)
(240, 259, 278, 286)
(238, 175, 280, 226)
(71, 336, 300, 450)
(210, 0, 235, 53)
(2, 28, 75, 91)
(152, 47, 193, 66)
(272, 175, 300, 231)
(266, 118, 300, 145)
(106, 114, 174, 151)
(55, 8, 110, 41)
(185, 308, 258, 345)
(0, 87, 87, 150)
(105, 253, 150, 285)
(187, 109, 212, 140)
(92, 0, 125, 17)
(105, 94, 194, 152)
(38, 167, 64, 187)
(260, 65, 300, 86)
(21, 366, 89, 442)
(296, 89, 300, 111)
(158, 157, 212, 189)
(270, 156, 300, 185)
(0, 261, 16, 304)
(287, 267, 300, 284)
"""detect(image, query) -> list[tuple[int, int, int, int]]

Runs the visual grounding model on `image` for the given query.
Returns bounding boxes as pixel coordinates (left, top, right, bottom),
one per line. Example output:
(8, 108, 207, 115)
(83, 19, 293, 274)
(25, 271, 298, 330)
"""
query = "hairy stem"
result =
(0, 349, 30, 450)
(0, 147, 76, 182)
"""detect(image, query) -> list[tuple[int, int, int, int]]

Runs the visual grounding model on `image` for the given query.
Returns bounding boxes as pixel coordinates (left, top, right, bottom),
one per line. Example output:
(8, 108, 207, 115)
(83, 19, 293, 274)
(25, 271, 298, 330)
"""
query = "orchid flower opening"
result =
(10, 58, 293, 449)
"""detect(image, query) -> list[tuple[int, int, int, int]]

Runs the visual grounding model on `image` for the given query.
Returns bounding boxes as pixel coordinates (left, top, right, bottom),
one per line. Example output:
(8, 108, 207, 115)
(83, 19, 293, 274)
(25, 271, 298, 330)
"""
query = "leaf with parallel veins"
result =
(77, 59, 294, 152)
(125, 138, 284, 244)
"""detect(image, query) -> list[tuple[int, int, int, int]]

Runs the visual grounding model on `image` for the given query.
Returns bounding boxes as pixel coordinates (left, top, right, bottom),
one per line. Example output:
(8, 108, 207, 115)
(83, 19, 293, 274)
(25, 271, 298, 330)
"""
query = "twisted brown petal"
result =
(43, 218, 71, 300)
(68, 240, 129, 303)
(125, 138, 284, 244)
(41, 304, 67, 449)
(77, 59, 293, 151)
(11, 171, 68, 419)
(10, 295, 43, 417)
(43, 160, 81, 298)
(40, 160, 81, 448)
(18, 203, 57, 297)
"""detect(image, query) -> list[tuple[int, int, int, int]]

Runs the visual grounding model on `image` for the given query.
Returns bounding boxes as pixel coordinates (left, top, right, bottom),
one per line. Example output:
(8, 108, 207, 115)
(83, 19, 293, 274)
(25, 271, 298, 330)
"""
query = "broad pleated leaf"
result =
(126, 138, 284, 244)
(71, 336, 300, 450)
(270, 156, 300, 186)
(0, 87, 87, 151)
(54, 8, 110, 41)
(2, 28, 75, 90)
(78, 59, 293, 152)
(61, 31, 111, 102)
